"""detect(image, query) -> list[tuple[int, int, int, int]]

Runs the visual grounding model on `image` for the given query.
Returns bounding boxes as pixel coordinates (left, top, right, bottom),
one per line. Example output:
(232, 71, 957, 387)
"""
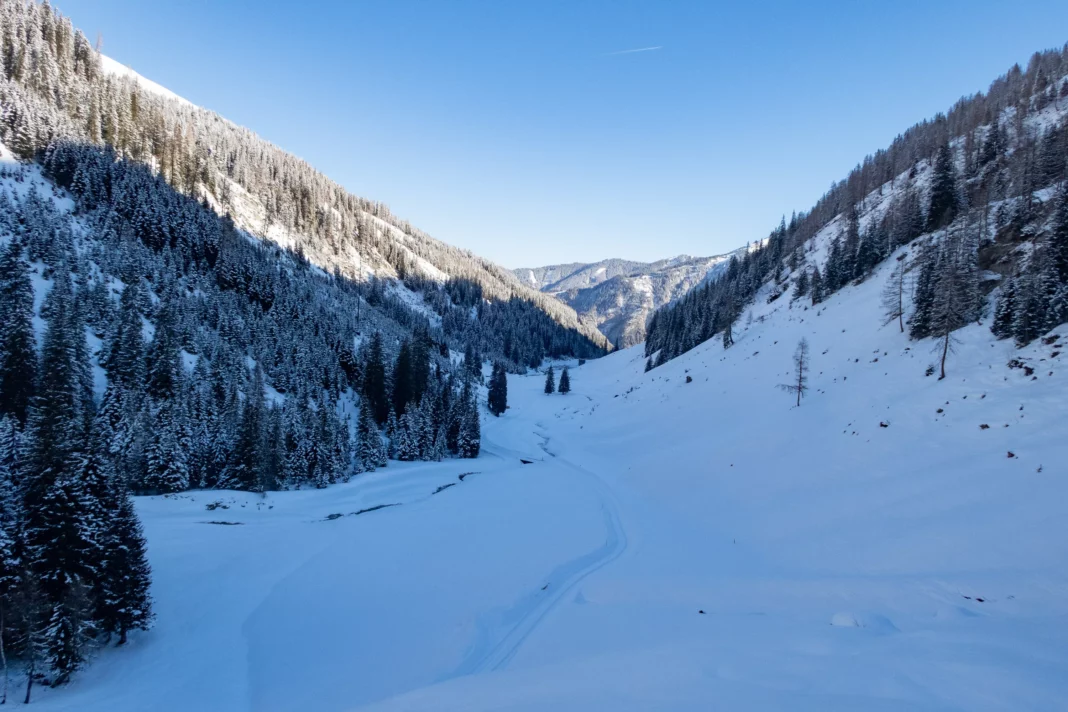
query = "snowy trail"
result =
(450, 437, 629, 676)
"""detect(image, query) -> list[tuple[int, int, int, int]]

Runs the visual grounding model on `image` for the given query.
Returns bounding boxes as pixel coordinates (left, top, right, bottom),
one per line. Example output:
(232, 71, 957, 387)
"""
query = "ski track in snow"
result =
(450, 436, 629, 676)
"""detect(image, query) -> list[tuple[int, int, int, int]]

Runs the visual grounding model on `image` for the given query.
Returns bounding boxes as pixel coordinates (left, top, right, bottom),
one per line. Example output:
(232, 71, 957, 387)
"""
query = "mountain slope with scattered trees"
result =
(646, 47, 1068, 369)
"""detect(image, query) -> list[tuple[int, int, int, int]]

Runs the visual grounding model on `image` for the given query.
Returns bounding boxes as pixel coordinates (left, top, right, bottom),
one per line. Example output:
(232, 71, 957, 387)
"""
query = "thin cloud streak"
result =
(604, 46, 662, 56)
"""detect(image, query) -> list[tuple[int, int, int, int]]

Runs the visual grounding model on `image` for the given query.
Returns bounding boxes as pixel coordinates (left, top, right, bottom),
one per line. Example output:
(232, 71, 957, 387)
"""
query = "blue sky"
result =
(61, 0, 1068, 268)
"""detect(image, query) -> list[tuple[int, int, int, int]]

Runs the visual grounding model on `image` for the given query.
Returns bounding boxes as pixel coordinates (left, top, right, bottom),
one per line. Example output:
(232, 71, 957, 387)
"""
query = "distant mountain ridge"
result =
(516, 249, 749, 347)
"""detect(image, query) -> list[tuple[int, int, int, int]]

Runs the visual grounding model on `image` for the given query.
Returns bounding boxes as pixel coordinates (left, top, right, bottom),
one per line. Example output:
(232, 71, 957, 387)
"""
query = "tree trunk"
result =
(939, 331, 949, 380)
(796, 366, 803, 407)
(118, 626, 128, 646)
(23, 661, 32, 705)
(0, 605, 6, 705)
(897, 275, 905, 333)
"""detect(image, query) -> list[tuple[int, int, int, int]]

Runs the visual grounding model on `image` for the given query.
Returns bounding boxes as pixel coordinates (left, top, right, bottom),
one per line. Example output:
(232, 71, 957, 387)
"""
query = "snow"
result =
(29, 239, 1068, 710)
(99, 55, 195, 108)
(384, 280, 443, 327)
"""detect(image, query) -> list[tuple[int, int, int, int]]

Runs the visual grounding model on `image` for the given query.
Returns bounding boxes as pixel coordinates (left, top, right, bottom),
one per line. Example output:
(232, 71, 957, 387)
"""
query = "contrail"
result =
(604, 46, 662, 56)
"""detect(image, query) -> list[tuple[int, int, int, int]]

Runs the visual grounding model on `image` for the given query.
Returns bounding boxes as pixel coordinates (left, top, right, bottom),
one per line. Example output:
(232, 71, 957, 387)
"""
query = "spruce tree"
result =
(458, 388, 480, 458)
(355, 399, 386, 471)
(146, 301, 181, 402)
(487, 364, 507, 417)
(144, 400, 190, 494)
(230, 368, 265, 491)
(0, 415, 23, 657)
(927, 142, 959, 230)
(98, 487, 153, 646)
(810, 267, 824, 305)
(362, 332, 389, 425)
(544, 365, 555, 394)
(1050, 185, 1068, 283)
(391, 340, 414, 417)
(558, 367, 570, 394)
(0, 239, 37, 425)
(991, 278, 1017, 339)
(792, 269, 809, 298)
(908, 245, 939, 340)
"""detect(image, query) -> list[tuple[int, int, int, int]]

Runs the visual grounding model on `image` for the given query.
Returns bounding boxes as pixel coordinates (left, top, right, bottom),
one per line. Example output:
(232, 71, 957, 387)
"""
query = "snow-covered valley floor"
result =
(32, 261, 1068, 711)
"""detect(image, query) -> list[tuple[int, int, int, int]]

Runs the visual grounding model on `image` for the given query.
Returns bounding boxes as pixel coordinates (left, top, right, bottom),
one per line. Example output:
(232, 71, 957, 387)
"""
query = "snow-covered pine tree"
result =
(229, 367, 266, 491)
(458, 387, 480, 459)
(0, 414, 23, 699)
(20, 265, 102, 683)
(362, 332, 390, 426)
(144, 399, 190, 494)
(355, 399, 386, 471)
(488, 363, 507, 416)
(98, 486, 153, 646)
(544, 365, 555, 394)
(991, 277, 1017, 340)
(0, 238, 37, 425)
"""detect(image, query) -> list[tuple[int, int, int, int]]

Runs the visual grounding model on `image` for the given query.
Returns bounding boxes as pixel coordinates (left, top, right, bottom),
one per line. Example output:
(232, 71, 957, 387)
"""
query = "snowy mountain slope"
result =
(516, 258, 649, 292)
(98, 55, 194, 108)
(0, 0, 608, 351)
(517, 249, 748, 347)
(32, 244, 1068, 710)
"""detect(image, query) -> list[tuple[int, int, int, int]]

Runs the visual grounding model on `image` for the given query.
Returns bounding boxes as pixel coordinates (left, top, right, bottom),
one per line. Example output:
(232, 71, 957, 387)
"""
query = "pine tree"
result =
(991, 277, 1017, 339)
(810, 267, 824, 305)
(927, 142, 959, 230)
(355, 399, 386, 471)
(397, 411, 419, 461)
(146, 300, 180, 402)
(929, 232, 979, 378)
(362, 332, 389, 425)
(792, 268, 809, 298)
(24, 463, 99, 685)
(908, 244, 939, 340)
(722, 299, 737, 349)
(458, 388, 480, 459)
(0, 415, 22, 697)
(12, 572, 48, 703)
(488, 363, 507, 417)
(0, 239, 37, 425)
(391, 340, 413, 417)
(98, 487, 153, 646)
(778, 338, 810, 407)
(260, 406, 285, 491)
(229, 368, 265, 491)
(1050, 185, 1068, 283)
(143, 400, 190, 494)
(544, 365, 555, 394)
(558, 367, 570, 394)
(105, 281, 146, 392)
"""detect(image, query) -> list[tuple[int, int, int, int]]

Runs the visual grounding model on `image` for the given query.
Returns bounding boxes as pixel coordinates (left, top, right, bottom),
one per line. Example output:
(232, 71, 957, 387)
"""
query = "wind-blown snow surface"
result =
(34, 258, 1068, 710)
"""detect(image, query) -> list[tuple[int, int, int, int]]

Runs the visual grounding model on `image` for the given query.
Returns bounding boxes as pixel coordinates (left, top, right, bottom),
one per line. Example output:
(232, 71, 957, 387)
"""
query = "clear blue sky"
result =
(61, 0, 1068, 268)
